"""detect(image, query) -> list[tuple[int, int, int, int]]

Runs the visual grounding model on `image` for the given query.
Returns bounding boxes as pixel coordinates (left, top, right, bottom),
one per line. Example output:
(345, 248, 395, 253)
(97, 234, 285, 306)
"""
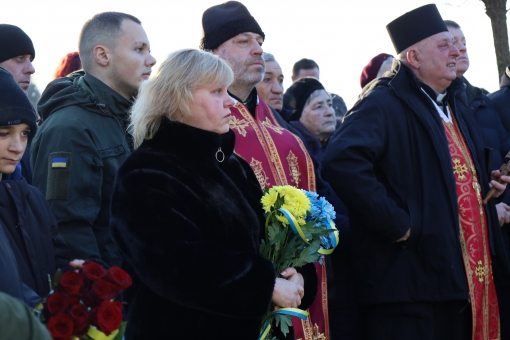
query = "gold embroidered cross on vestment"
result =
(261, 117, 284, 134)
(229, 116, 250, 137)
(312, 324, 326, 340)
(453, 158, 468, 180)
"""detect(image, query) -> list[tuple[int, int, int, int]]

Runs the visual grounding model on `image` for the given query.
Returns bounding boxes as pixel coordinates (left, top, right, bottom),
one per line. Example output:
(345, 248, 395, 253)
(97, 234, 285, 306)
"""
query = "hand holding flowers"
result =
(259, 185, 338, 339)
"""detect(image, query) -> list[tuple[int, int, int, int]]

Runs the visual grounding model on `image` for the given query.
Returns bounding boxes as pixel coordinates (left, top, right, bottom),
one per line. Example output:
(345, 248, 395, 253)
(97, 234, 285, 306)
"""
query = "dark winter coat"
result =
(0, 221, 24, 301)
(462, 77, 510, 206)
(31, 71, 133, 266)
(110, 119, 277, 339)
(0, 178, 69, 304)
(488, 73, 510, 134)
(322, 61, 510, 305)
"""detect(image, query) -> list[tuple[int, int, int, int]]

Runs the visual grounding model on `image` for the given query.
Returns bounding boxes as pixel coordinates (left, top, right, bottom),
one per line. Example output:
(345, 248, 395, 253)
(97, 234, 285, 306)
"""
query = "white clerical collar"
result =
(436, 92, 447, 102)
(421, 88, 451, 123)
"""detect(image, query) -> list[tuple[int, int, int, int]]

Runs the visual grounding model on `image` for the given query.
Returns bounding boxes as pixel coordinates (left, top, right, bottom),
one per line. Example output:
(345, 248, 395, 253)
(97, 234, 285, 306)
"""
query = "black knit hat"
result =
(285, 77, 325, 121)
(200, 1, 265, 50)
(0, 67, 37, 141)
(0, 24, 35, 63)
(386, 4, 448, 54)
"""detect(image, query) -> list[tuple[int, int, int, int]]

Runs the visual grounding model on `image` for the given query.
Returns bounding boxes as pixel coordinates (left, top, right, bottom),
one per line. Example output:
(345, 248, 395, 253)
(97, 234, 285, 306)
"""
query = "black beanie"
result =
(285, 77, 325, 121)
(200, 1, 265, 50)
(0, 67, 37, 141)
(386, 4, 447, 54)
(0, 24, 35, 63)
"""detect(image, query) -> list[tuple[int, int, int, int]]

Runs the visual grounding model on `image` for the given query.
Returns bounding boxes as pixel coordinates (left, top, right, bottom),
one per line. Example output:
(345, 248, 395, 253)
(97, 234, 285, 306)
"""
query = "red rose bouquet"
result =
(36, 261, 132, 340)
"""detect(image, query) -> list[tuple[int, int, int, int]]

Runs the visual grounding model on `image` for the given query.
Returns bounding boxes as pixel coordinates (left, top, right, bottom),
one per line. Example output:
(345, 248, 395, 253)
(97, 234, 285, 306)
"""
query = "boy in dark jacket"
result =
(0, 66, 70, 307)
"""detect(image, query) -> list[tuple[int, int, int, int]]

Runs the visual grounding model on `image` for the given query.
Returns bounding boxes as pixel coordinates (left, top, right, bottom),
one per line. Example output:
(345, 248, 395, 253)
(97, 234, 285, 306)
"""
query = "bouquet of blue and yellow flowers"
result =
(259, 185, 338, 339)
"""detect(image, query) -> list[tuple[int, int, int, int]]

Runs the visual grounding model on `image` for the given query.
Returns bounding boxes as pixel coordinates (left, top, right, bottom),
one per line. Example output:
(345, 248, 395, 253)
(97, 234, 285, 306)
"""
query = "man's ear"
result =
(93, 45, 109, 67)
(406, 49, 420, 68)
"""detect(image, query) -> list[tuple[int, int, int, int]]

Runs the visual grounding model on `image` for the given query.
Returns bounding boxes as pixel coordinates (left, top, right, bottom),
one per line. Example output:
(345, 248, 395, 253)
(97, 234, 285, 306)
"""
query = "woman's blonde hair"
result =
(130, 48, 234, 148)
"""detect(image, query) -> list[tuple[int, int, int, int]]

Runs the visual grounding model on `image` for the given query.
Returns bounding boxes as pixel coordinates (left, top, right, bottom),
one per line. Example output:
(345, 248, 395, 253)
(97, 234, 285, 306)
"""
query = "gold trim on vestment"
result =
(233, 102, 316, 191)
(249, 157, 270, 189)
(442, 107, 499, 339)
(321, 261, 330, 339)
(287, 151, 301, 187)
(261, 117, 284, 134)
(233, 102, 285, 186)
(264, 105, 316, 191)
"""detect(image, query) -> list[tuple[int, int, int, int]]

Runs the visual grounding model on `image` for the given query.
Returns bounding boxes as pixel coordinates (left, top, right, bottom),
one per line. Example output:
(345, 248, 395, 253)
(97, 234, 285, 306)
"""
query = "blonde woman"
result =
(109, 49, 303, 339)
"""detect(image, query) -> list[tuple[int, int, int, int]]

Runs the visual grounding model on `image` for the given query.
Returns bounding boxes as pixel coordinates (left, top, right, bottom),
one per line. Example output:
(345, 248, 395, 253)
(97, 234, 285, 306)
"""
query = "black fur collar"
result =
(144, 118, 236, 164)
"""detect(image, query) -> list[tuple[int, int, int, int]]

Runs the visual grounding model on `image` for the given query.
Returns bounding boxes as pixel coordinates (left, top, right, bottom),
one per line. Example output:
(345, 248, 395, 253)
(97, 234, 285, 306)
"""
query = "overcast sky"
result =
(0, 0, 501, 109)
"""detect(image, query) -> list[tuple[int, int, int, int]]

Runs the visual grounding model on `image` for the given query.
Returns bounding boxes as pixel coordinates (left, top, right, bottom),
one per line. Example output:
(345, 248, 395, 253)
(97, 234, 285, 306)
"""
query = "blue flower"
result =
(320, 235, 332, 249)
(302, 190, 318, 202)
(317, 197, 336, 222)
(302, 190, 321, 221)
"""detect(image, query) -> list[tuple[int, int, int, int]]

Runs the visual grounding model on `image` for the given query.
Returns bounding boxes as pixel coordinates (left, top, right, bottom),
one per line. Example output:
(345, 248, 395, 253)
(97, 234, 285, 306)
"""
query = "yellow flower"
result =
(281, 187, 310, 215)
(276, 213, 290, 225)
(261, 188, 279, 213)
(272, 185, 310, 226)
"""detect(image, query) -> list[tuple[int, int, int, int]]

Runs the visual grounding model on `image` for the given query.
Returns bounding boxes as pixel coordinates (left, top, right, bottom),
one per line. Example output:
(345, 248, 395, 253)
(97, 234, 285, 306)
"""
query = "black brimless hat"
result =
(0, 67, 37, 141)
(0, 24, 35, 63)
(285, 77, 325, 121)
(386, 4, 448, 54)
(200, 1, 265, 50)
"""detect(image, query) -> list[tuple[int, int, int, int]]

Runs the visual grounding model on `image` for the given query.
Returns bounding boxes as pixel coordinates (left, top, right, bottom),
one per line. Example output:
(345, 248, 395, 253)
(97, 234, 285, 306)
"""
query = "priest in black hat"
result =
(322, 4, 510, 339)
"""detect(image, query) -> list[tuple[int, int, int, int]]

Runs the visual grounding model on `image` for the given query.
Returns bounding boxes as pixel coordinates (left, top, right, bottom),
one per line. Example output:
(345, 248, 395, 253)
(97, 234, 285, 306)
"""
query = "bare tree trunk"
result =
(482, 0, 510, 81)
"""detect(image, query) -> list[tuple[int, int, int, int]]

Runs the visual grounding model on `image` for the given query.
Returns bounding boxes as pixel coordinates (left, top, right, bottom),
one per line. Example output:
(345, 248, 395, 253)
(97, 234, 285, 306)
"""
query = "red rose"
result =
(67, 294, 80, 307)
(94, 301, 123, 335)
(69, 304, 90, 336)
(46, 292, 69, 315)
(47, 313, 74, 340)
(81, 261, 106, 281)
(89, 306, 98, 326)
(92, 279, 117, 301)
(104, 266, 132, 291)
(58, 271, 83, 295)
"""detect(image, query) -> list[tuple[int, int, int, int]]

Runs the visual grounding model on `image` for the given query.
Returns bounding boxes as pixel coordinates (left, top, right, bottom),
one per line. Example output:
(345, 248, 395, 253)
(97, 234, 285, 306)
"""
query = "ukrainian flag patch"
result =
(52, 157, 67, 168)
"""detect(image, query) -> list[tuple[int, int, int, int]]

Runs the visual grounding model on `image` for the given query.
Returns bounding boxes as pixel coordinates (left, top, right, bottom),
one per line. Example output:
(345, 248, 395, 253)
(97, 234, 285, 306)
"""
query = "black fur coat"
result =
(110, 119, 276, 339)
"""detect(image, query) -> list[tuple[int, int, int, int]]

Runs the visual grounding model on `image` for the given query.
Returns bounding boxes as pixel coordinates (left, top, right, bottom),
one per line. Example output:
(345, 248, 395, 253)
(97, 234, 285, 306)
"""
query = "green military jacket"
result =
(31, 72, 133, 266)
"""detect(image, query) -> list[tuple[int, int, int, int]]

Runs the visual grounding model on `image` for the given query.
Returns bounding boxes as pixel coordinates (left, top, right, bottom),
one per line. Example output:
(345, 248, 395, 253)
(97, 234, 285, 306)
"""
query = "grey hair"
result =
(263, 52, 276, 63)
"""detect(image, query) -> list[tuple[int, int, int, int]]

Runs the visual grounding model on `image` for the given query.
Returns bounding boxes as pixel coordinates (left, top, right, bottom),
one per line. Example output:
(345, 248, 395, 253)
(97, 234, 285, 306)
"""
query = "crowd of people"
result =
(1, 1, 510, 339)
